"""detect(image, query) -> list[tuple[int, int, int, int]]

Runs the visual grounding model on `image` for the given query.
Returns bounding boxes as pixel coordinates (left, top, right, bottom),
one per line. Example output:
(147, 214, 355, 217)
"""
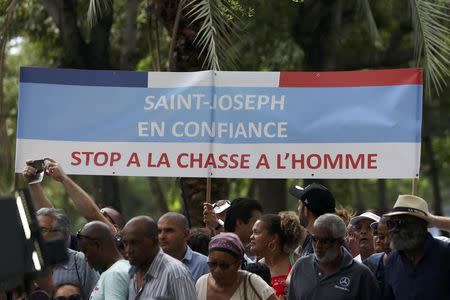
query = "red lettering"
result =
(291, 154, 304, 169)
(346, 154, 364, 169)
(71, 152, 81, 166)
(127, 152, 141, 167)
(204, 153, 217, 168)
(276, 154, 287, 169)
(229, 154, 239, 169)
(217, 154, 228, 168)
(94, 152, 108, 166)
(157, 153, 171, 168)
(177, 153, 189, 168)
(82, 151, 94, 166)
(241, 154, 250, 169)
(307, 154, 321, 169)
(190, 153, 202, 168)
(324, 154, 342, 169)
(110, 152, 121, 166)
(368, 153, 377, 169)
(256, 154, 270, 169)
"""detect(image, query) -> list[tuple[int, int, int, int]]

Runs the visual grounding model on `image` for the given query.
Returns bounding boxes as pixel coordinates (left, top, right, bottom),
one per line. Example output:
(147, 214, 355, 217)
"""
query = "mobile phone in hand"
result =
(29, 159, 46, 184)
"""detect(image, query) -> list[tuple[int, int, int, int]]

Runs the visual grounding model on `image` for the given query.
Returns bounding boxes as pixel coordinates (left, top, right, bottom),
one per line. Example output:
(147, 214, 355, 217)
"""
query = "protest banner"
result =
(15, 67, 422, 178)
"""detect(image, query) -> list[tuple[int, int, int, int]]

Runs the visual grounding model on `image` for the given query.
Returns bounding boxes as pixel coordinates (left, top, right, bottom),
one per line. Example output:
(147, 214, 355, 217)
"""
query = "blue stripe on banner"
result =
(20, 67, 148, 88)
(17, 83, 422, 143)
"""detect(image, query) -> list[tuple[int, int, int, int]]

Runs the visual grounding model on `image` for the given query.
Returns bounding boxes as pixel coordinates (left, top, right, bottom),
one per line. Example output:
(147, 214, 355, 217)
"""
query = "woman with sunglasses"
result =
(196, 232, 277, 300)
(249, 212, 302, 299)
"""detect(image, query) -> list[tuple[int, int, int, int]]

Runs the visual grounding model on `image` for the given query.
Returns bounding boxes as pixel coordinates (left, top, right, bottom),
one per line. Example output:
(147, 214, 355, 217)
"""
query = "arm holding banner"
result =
(42, 158, 116, 233)
(23, 160, 54, 210)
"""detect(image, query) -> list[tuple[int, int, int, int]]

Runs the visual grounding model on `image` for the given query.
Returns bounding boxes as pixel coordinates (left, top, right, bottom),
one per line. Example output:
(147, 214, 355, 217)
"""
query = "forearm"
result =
(28, 183, 54, 210)
(61, 176, 116, 232)
(429, 214, 450, 232)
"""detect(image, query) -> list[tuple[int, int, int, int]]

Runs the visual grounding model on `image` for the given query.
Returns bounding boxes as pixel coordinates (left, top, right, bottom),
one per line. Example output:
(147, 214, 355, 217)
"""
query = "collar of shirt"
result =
(181, 246, 193, 263)
(129, 248, 164, 280)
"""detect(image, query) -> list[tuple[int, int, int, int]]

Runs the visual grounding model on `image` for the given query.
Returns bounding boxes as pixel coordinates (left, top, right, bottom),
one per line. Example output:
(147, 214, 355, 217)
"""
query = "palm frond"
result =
(87, 0, 112, 28)
(185, 0, 240, 70)
(356, 0, 382, 47)
(410, 0, 450, 96)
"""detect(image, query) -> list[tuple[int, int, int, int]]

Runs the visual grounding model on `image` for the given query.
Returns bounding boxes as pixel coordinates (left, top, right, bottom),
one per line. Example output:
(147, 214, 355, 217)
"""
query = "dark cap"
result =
(289, 183, 335, 216)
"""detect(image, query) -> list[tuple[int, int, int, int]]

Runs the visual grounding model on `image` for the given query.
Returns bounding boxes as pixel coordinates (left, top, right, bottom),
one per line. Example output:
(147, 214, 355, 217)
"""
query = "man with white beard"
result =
(287, 214, 379, 300)
(383, 195, 450, 300)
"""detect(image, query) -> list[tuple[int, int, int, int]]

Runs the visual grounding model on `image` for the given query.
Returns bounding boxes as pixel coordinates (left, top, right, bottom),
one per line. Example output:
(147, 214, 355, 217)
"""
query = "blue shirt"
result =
(384, 233, 450, 300)
(181, 246, 209, 283)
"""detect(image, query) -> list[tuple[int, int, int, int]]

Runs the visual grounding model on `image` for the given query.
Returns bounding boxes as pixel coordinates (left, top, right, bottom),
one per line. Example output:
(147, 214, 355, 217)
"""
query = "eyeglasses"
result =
(40, 227, 61, 233)
(311, 235, 338, 246)
(386, 219, 411, 230)
(76, 228, 97, 241)
(53, 294, 82, 300)
(207, 260, 237, 270)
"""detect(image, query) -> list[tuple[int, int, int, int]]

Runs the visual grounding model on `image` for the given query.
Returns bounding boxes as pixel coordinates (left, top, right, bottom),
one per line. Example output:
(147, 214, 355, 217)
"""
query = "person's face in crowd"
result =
(77, 231, 102, 271)
(158, 217, 188, 256)
(312, 227, 342, 263)
(354, 219, 374, 255)
(37, 215, 64, 241)
(388, 215, 427, 251)
(122, 222, 158, 267)
(345, 223, 359, 257)
(53, 284, 83, 300)
(207, 250, 240, 287)
(249, 220, 272, 256)
(373, 222, 391, 254)
(236, 209, 262, 245)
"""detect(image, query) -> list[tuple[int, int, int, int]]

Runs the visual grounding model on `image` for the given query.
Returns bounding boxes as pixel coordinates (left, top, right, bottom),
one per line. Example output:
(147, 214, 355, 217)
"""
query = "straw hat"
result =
(383, 195, 430, 223)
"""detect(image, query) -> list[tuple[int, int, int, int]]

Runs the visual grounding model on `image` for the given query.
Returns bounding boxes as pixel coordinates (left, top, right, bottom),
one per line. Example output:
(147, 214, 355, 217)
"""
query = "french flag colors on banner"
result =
(15, 67, 423, 178)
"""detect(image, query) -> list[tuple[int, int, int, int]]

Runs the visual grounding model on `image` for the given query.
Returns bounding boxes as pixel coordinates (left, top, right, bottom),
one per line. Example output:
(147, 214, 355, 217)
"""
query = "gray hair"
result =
(314, 213, 346, 239)
(36, 207, 70, 239)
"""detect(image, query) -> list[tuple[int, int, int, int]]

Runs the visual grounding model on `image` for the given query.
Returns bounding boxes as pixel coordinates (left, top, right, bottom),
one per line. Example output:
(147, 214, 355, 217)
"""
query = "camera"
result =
(0, 189, 67, 292)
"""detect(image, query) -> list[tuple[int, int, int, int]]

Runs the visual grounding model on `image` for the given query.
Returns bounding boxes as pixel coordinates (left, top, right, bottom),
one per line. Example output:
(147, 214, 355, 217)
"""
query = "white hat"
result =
(350, 211, 380, 225)
(213, 200, 231, 214)
(383, 195, 430, 223)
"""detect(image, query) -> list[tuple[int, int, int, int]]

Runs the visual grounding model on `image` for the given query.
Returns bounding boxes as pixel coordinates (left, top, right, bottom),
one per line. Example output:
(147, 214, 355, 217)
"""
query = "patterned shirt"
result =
(52, 249, 99, 299)
(128, 249, 197, 300)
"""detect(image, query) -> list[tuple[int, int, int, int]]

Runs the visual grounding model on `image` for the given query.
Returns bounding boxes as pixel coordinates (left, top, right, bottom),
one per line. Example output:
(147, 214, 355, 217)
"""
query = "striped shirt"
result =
(52, 249, 99, 298)
(128, 249, 197, 300)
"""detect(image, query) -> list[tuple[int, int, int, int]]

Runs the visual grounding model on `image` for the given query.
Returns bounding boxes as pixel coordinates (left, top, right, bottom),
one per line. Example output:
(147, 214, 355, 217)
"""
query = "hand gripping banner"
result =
(15, 67, 423, 178)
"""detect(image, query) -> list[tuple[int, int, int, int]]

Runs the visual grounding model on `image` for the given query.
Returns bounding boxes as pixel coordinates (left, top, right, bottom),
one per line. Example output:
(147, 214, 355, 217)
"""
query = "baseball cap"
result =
(350, 212, 380, 225)
(289, 183, 336, 216)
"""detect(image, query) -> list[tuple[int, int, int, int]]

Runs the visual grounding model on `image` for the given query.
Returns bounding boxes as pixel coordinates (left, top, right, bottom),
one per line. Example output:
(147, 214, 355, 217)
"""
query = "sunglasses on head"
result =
(76, 228, 97, 241)
(53, 294, 82, 300)
(311, 235, 338, 246)
(207, 260, 237, 270)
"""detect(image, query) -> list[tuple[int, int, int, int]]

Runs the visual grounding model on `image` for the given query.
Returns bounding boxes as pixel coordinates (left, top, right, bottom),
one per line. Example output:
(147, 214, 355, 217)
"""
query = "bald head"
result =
(159, 212, 189, 229)
(124, 216, 158, 238)
(80, 221, 115, 245)
(100, 207, 126, 229)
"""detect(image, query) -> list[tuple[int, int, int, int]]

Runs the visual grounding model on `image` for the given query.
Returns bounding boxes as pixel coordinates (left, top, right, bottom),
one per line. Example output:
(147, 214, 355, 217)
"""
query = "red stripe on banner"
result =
(279, 68, 423, 87)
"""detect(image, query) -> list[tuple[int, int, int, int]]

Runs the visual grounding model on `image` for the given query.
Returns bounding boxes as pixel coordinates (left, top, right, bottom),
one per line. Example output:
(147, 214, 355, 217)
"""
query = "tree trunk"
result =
(152, 0, 228, 226)
(377, 179, 387, 214)
(423, 134, 443, 216)
(146, 177, 169, 215)
(120, 0, 140, 70)
(256, 179, 286, 214)
(353, 180, 365, 213)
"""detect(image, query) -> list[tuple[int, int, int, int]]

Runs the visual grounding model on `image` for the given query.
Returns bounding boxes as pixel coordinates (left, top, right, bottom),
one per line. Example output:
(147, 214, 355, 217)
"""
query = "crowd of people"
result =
(2, 158, 450, 300)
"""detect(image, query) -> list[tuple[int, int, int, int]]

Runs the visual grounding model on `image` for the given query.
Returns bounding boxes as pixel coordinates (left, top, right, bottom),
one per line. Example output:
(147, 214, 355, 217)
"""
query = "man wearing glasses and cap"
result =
(383, 195, 450, 300)
(349, 211, 380, 262)
(289, 183, 336, 257)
